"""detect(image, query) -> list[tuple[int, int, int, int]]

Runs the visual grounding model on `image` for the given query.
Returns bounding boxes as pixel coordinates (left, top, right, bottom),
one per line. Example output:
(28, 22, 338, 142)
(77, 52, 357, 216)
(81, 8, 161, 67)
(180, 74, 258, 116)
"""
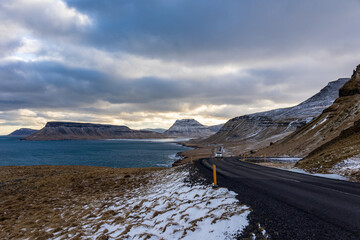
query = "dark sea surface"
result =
(0, 137, 190, 168)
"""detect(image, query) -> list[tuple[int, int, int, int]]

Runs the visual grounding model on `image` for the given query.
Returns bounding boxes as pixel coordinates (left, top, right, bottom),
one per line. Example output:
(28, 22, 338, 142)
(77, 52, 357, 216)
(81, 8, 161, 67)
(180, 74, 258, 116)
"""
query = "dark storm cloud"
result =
(0, 61, 102, 110)
(1, 0, 360, 132)
(0, 60, 299, 112)
(64, 0, 360, 63)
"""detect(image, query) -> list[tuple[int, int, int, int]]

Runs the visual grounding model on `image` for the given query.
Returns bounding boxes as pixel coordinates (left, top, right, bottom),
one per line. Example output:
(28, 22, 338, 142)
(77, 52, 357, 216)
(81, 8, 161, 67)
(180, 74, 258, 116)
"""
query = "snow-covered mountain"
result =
(251, 78, 349, 122)
(196, 78, 348, 153)
(164, 119, 223, 138)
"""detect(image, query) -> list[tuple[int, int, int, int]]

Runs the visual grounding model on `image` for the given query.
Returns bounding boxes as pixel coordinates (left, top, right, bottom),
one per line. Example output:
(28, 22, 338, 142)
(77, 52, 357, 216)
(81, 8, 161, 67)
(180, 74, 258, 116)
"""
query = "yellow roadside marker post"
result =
(213, 164, 217, 187)
(190, 157, 193, 164)
(264, 153, 266, 167)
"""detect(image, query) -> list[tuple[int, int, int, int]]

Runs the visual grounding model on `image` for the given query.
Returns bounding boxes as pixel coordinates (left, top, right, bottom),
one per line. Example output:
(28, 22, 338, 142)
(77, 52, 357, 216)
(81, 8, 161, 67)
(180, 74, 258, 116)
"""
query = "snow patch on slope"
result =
(51, 167, 250, 239)
(331, 156, 360, 178)
(310, 116, 328, 130)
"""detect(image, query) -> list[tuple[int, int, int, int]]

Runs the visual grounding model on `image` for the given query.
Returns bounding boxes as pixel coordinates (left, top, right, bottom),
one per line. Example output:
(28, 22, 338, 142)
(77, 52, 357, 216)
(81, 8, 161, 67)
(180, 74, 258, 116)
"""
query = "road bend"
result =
(195, 157, 360, 240)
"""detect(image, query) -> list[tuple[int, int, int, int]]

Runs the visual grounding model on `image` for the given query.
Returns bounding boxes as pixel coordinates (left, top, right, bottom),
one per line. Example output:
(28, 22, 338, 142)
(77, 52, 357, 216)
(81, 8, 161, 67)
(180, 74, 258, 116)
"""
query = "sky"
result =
(0, 0, 360, 134)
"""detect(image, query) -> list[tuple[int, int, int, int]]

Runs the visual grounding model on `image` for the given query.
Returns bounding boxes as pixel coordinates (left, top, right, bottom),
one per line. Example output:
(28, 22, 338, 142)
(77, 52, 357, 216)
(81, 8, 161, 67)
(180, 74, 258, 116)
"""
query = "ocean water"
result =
(0, 137, 190, 168)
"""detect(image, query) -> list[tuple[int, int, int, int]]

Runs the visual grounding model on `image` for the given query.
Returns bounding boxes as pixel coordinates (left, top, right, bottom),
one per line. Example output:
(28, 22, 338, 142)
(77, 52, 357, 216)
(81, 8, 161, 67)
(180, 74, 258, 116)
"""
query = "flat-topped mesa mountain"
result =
(194, 78, 348, 153)
(25, 122, 165, 140)
(164, 119, 223, 138)
(8, 128, 38, 137)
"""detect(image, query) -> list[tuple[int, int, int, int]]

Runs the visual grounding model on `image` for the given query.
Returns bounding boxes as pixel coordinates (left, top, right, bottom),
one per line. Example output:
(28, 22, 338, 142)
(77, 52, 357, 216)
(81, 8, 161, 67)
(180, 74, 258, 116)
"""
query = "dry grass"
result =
(0, 165, 250, 239)
(0, 165, 162, 239)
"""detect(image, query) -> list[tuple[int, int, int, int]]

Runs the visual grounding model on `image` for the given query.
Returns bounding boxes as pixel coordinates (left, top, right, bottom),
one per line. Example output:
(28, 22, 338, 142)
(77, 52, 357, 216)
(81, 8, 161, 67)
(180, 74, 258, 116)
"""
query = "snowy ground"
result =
(51, 167, 250, 239)
(287, 168, 348, 181)
(331, 155, 360, 180)
(255, 159, 350, 181)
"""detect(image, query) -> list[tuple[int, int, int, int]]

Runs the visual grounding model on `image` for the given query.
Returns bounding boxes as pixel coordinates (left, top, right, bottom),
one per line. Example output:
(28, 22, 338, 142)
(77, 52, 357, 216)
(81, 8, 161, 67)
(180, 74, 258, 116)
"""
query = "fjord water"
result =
(0, 137, 190, 168)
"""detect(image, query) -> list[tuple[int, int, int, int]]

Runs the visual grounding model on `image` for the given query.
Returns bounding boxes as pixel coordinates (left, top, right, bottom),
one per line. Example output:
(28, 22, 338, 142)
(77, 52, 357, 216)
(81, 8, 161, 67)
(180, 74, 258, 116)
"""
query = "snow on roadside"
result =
(267, 157, 301, 162)
(287, 168, 348, 180)
(331, 155, 360, 179)
(52, 167, 250, 239)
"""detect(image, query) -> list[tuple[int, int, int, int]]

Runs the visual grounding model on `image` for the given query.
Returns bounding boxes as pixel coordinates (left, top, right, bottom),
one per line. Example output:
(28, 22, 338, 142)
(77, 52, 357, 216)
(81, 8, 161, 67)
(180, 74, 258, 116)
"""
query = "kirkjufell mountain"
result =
(164, 119, 223, 138)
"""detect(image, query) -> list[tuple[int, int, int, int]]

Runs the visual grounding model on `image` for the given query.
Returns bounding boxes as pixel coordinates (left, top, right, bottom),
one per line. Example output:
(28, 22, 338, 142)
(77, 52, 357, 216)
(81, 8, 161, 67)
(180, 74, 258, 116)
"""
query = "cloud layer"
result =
(0, 0, 360, 134)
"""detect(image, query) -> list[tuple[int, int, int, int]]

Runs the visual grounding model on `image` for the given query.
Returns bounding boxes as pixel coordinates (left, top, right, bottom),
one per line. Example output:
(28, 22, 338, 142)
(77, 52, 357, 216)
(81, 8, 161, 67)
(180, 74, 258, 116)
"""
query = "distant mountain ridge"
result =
(26, 122, 165, 140)
(192, 78, 348, 154)
(25, 119, 223, 140)
(164, 119, 223, 138)
(8, 128, 38, 137)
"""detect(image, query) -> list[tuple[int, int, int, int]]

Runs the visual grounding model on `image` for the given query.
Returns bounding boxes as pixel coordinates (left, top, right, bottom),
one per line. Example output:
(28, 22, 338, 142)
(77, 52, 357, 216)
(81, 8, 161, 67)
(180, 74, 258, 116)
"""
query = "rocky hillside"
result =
(296, 119, 360, 181)
(255, 66, 360, 158)
(26, 122, 165, 140)
(196, 78, 348, 153)
(8, 128, 38, 137)
(164, 119, 223, 138)
(285, 64, 360, 180)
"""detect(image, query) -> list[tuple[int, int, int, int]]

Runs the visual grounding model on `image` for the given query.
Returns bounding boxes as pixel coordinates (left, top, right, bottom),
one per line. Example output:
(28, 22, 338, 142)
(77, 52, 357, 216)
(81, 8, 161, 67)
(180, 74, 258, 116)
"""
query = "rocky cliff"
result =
(164, 119, 222, 138)
(26, 122, 165, 140)
(339, 65, 360, 97)
(8, 128, 38, 137)
(255, 66, 360, 158)
(195, 78, 348, 153)
(281, 64, 360, 180)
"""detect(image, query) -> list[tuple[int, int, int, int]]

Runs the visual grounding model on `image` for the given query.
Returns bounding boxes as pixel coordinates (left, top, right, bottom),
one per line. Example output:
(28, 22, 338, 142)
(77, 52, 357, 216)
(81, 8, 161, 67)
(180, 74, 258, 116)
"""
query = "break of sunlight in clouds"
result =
(57, 46, 244, 80)
(1, 0, 360, 134)
(1, 0, 91, 30)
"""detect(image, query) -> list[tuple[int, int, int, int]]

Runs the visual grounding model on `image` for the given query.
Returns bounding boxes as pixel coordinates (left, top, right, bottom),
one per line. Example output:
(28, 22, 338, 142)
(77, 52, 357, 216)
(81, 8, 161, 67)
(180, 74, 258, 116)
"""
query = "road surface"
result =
(195, 157, 360, 239)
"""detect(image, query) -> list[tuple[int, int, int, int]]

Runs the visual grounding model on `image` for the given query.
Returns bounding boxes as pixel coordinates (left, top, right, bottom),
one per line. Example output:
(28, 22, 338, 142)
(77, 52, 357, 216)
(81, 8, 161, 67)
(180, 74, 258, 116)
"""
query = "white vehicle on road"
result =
(215, 146, 223, 158)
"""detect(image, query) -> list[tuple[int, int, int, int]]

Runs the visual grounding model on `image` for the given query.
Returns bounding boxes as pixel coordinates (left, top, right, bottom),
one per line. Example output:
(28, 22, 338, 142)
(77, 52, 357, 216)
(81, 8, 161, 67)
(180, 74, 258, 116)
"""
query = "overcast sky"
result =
(0, 0, 360, 134)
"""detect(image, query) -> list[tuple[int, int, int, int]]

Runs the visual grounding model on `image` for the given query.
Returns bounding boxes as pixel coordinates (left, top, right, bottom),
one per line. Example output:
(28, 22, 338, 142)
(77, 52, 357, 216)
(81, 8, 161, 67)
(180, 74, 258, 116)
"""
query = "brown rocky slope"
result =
(254, 64, 360, 179)
(254, 93, 360, 157)
(296, 118, 360, 181)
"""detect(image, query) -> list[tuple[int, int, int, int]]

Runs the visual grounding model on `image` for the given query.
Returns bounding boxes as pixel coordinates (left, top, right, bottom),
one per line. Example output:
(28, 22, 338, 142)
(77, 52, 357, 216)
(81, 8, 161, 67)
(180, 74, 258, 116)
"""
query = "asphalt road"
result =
(195, 157, 360, 240)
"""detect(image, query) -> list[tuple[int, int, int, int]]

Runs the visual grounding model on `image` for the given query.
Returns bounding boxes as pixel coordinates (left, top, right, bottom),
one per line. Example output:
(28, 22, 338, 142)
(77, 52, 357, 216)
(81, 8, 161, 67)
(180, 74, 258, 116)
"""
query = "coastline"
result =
(173, 140, 215, 166)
